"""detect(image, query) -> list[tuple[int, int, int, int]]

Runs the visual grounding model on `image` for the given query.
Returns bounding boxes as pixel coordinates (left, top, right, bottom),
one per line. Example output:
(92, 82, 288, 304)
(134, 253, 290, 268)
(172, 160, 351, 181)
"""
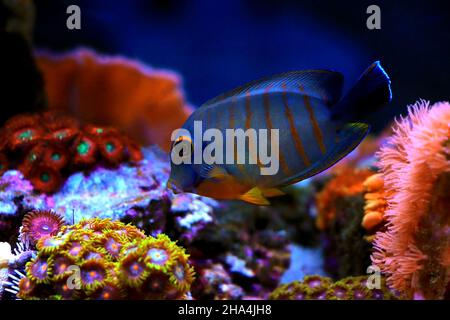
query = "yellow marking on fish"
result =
(264, 86, 290, 176)
(281, 84, 311, 167)
(299, 85, 327, 154)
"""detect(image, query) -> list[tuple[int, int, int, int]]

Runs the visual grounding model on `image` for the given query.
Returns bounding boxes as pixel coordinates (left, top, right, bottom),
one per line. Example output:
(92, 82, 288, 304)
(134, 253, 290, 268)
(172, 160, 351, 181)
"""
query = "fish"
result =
(167, 61, 392, 205)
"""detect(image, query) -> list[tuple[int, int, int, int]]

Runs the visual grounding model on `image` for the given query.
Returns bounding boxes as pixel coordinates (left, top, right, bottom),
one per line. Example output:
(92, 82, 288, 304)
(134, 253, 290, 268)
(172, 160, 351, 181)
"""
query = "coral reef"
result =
(371, 101, 450, 299)
(0, 112, 143, 193)
(315, 167, 374, 278)
(192, 263, 244, 300)
(0, 147, 216, 252)
(16, 218, 195, 300)
(36, 48, 193, 151)
(270, 274, 401, 300)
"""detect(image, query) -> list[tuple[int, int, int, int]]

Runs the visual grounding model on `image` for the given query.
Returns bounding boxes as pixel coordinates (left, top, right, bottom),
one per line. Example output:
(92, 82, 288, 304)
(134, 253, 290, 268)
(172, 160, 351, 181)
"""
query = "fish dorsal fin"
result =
(201, 70, 344, 109)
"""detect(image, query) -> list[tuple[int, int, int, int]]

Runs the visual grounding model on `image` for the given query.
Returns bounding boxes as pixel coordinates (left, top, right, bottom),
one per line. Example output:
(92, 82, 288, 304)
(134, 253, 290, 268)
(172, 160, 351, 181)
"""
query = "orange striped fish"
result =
(167, 61, 392, 205)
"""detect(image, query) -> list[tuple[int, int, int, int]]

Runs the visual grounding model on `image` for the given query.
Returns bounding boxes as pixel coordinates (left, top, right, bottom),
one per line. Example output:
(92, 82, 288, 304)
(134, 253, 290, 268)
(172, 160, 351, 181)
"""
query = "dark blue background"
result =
(33, 0, 450, 131)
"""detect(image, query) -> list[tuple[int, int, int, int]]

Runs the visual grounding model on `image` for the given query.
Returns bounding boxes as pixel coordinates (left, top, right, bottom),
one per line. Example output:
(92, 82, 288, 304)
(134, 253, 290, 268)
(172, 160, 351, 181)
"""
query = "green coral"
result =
(18, 218, 195, 300)
(270, 275, 402, 300)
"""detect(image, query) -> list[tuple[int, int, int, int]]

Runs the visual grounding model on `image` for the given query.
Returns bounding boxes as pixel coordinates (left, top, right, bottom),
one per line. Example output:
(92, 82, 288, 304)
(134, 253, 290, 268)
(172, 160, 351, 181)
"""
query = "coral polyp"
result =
(21, 210, 65, 245)
(0, 112, 143, 193)
(17, 218, 195, 300)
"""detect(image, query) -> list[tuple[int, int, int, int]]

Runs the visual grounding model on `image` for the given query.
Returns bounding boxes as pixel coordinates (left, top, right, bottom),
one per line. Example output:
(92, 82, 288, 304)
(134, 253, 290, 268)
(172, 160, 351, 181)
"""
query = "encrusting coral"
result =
(371, 100, 450, 299)
(270, 274, 400, 300)
(0, 112, 142, 193)
(36, 48, 193, 151)
(17, 218, 195, 300)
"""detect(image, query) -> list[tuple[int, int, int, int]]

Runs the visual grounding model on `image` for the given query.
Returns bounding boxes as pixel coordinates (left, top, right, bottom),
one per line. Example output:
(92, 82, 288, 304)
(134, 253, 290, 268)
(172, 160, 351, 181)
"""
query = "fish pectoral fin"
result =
(240, 187, 270, 206)
(208, 166, 230, 180)
(261, 188, 285, 198)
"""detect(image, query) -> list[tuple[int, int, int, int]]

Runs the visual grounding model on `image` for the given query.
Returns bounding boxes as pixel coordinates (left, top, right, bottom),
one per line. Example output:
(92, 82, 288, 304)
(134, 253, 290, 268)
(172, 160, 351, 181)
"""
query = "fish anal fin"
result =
(240, 187, 270, 206)
(261, 188, 285, 198)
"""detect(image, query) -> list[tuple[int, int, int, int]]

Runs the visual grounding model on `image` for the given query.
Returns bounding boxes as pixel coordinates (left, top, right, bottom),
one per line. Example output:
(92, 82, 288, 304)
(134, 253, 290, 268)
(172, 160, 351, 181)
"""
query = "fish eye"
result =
(173, 135, 193, 159)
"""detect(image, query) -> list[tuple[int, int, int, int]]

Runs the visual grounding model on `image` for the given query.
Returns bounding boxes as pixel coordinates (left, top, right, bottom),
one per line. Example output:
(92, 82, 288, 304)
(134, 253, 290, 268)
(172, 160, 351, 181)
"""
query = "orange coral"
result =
(316, 167, 374, 230)
(36, 48, 193, 151)
(371, 100, 450, 299)
(361, 173, 390, 236)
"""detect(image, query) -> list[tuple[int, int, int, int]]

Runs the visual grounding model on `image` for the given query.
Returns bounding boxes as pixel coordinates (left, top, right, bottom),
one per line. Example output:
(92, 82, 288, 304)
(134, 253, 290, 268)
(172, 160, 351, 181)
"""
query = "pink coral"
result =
(371, 100, 450, 299)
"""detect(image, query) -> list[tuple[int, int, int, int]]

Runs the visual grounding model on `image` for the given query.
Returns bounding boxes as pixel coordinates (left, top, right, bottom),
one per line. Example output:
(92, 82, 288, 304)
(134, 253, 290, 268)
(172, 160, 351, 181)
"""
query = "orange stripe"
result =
(229, 97, 235, 128)
(264, 87, 290, 176)
(299, 85, 326, 154)
(281, 84, 311, 166)
(228, 96, 248, 178)
(241, 93, 262, 169)
(245, 92, 252, 130)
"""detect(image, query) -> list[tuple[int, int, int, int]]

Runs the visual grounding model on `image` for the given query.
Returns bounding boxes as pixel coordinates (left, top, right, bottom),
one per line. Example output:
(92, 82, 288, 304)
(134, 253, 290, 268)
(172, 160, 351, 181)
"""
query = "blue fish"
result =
(168, 61, 392, 205)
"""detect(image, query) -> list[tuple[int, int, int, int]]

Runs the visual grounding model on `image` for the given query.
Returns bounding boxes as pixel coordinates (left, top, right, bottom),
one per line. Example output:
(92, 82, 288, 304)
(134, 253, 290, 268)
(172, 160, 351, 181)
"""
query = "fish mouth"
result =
(167, 180, 182, 194)
(167, 179, 196, 194)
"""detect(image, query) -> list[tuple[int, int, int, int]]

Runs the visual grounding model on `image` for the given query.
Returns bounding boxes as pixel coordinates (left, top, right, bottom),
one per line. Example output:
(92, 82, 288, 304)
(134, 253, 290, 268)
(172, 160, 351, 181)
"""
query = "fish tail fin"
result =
(331, 61, 392, 122)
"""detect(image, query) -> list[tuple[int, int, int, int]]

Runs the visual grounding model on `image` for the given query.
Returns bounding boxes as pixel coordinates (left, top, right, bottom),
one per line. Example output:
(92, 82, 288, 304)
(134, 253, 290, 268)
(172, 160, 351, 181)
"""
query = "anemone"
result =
(52, 253, 77, 280)
(65, 240, 84, 259)
(141, 271, 171, 299)
(41, 112, 79, 132)
(79, 259, 109, 291)
(28, 165, 62, 193)
(98, 134, 125, 165)
(117, 251, 148, 287)
(48, 127, 79, 143)
(3, 114, 38, 132)
(54, 275, 78, 300)
(81, 248, 107, 261)
(116, 225, 146, 241)
(21, 210, 66, 245)
(100, 231, 125, 260)
(371, 101, 450, 299)
(169, 258, 195, 294)
(43, 144, 69, 170)
(26, 256, 53, 284)
(36, 236, 66, 254)
(72, 135, 98, 166)
(17, 276, 36, 299)
(89, 280, 124, 300)
(124, 136, 144, 162)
